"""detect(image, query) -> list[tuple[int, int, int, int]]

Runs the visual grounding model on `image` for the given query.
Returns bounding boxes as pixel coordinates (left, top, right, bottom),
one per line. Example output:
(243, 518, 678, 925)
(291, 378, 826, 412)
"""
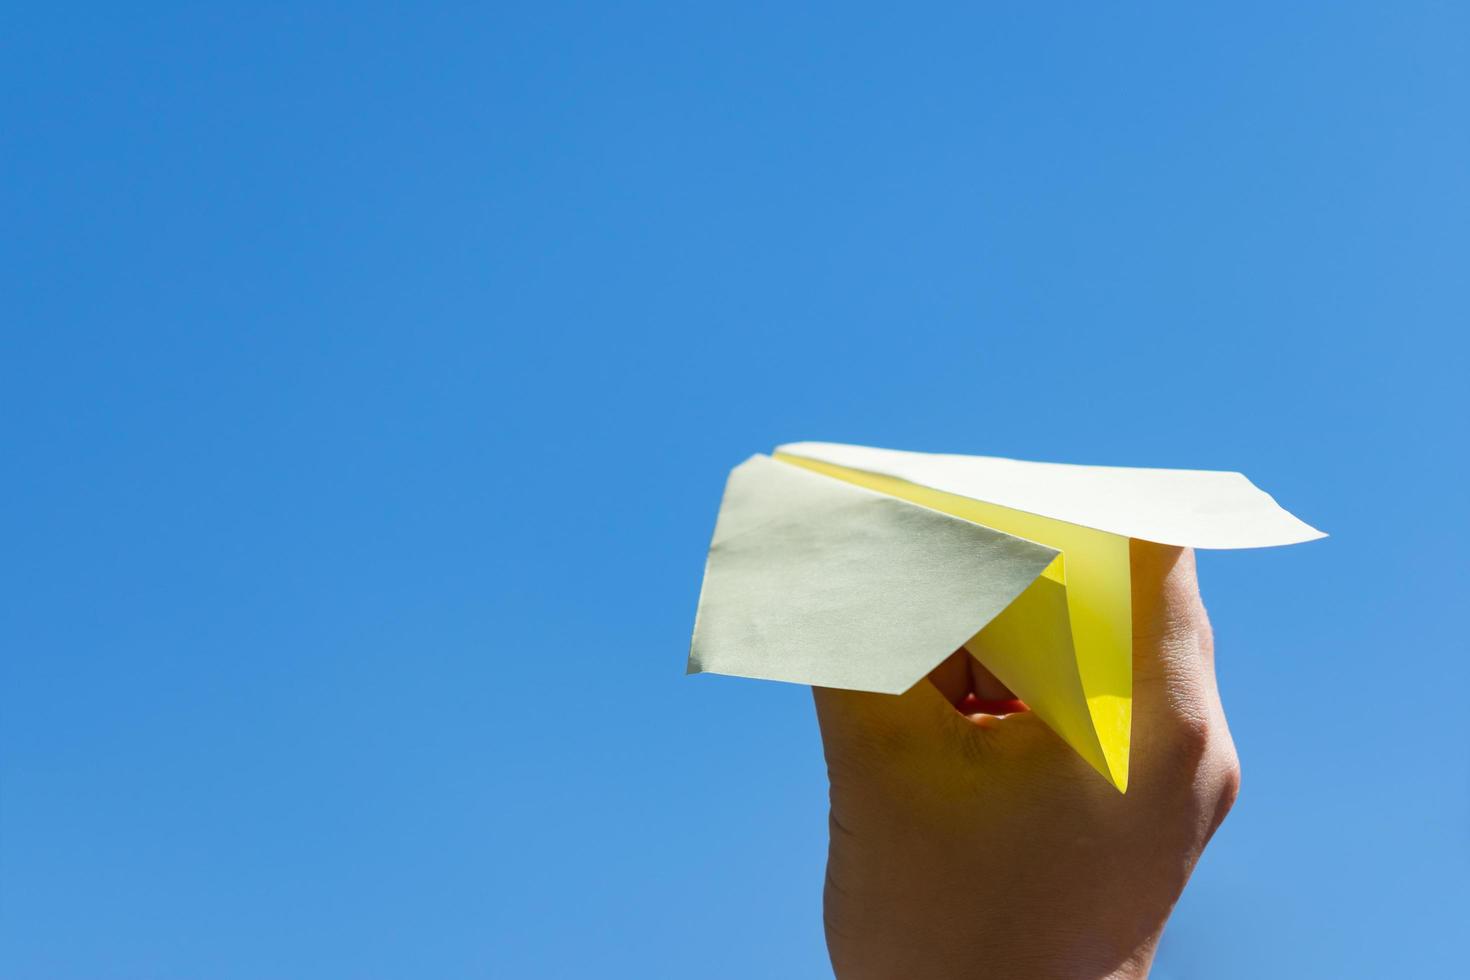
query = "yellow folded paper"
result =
(687, 442, 1324, 791)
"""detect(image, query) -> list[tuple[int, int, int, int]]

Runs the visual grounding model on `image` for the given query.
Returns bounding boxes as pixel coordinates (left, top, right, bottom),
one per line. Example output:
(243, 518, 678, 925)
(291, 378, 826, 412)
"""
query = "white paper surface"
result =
(776, 441, 1326, 549)
(688, 455, 1060, 694)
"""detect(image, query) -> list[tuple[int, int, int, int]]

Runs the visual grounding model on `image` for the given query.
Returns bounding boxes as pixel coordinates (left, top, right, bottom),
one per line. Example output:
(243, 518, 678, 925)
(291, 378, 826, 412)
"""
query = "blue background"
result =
(3, 4, 1466, 977)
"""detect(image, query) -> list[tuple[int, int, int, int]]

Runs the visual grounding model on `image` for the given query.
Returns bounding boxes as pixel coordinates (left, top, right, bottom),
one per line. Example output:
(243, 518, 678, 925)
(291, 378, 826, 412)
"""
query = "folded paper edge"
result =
(775, 441, 1328, 549)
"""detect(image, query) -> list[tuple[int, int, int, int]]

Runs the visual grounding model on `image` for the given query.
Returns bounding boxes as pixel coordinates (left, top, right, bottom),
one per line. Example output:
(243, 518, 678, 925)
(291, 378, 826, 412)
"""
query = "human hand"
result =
(814, 541, 1241, 979)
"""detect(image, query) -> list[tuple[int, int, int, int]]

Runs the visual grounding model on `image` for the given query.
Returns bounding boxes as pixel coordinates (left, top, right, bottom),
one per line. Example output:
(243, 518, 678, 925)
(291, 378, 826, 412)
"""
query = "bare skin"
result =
(815, 541, 1241, 979)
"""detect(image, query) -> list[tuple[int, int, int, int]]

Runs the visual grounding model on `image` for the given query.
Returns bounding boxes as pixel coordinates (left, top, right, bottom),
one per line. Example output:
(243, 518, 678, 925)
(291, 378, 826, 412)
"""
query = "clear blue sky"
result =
(2, 4, 1465, 977)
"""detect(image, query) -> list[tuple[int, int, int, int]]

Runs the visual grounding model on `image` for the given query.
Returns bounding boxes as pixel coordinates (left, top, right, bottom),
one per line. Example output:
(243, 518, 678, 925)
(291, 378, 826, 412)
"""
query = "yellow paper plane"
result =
(687, 442, 1325, 792)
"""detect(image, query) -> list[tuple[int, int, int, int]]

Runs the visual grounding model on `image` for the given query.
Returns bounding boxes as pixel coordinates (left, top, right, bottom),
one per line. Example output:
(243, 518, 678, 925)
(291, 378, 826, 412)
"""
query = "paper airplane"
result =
(687, 442, 1324, 792)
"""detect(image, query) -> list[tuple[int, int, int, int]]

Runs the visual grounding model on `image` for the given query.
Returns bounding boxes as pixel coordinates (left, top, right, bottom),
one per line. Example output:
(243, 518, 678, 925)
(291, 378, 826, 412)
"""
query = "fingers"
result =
(1129, 539, 1222, 737)
(929, 648, 1017, 707)
(967, 655, 1017, 703)
(813, 647, 1030, 772)
(928, 648, 972, 706)
(1130, 541, 1208, 653)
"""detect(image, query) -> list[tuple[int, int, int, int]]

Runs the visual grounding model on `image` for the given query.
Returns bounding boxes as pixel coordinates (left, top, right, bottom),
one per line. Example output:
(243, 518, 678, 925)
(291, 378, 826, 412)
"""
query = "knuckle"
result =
(1212, 745, 1243, 822)
(1150, 701, 1236, 784)
(1163, 703, 1216, 762)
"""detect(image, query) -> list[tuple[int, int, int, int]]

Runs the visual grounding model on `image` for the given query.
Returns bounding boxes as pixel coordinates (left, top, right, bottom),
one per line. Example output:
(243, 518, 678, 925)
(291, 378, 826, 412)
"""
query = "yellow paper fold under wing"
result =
(776, 453, 1134, 791)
